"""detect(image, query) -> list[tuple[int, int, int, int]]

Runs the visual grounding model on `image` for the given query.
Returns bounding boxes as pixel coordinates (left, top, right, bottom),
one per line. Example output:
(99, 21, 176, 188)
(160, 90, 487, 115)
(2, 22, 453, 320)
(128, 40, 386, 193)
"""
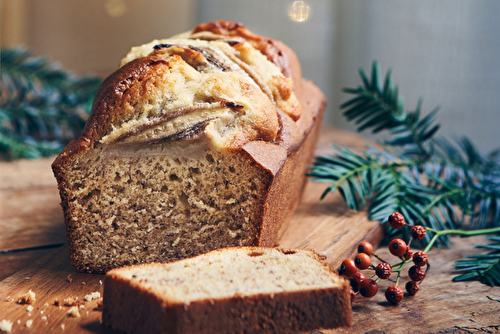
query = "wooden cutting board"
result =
(0, 127, 383, 334)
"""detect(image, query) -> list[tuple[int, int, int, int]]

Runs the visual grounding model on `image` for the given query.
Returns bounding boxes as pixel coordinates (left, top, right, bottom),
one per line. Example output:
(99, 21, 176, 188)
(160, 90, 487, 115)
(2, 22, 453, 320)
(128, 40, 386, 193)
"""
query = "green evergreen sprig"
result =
(308, 62, 500, 248)
(0, 46, 102, 160)
(453, 236, 500, 286)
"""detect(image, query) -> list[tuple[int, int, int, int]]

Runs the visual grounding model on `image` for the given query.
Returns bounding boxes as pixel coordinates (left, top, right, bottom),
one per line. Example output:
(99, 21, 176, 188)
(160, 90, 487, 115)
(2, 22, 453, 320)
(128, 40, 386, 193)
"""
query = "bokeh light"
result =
(105, 0, 128, 18)
(288, 1, 310, 23)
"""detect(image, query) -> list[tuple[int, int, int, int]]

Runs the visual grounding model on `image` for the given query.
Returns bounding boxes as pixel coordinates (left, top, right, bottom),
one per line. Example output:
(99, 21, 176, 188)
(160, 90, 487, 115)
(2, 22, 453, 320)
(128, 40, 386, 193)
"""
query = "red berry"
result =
(403, 246, 413, 261)
(408, 265, 426, 281)
(385, 285, 404, 305)
(357, 241, 373, 256)
(339, 258, 358, 277)
(359, 279, 379, 298)
(389, 239, 407, 257)
(350, 272, 366, 292)
(375, 262, 392, 279)
(411, 225, 427, 241)
(405, 281, 420, 295)
(354, 253, 371, 270)
(388, 212, 406, 229)
(350, 289, 356, 303)
(413, 251, 428, 267)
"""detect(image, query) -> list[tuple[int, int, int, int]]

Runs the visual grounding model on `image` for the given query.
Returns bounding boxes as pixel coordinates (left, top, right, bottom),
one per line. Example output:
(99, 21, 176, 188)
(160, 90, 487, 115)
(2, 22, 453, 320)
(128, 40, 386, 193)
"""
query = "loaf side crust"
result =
(103, 285, 351, 334)
(253, 81, 326, 245)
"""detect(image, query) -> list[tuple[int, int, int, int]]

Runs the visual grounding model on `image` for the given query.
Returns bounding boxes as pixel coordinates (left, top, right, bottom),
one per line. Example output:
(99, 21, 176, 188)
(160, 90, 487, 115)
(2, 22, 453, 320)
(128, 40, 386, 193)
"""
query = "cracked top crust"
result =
(54, 21, 308, 166)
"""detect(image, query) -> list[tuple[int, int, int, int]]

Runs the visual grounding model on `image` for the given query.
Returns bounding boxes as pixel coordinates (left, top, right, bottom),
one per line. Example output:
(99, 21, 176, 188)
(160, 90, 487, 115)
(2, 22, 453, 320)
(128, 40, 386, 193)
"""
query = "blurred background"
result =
(2, 0, 499, 152)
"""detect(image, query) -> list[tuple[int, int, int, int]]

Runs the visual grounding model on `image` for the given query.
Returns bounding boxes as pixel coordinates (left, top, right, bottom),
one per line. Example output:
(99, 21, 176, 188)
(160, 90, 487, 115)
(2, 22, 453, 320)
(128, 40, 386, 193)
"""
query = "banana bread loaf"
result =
(52, 21, 326, 273)
(102, 247, 351, 334)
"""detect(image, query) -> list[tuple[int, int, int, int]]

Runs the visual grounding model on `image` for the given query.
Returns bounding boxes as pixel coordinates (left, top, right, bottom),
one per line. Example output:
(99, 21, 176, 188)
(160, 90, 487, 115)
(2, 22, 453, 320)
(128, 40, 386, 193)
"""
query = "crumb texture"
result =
(62, 148, 270, 273)
(115, 247, 342, 303)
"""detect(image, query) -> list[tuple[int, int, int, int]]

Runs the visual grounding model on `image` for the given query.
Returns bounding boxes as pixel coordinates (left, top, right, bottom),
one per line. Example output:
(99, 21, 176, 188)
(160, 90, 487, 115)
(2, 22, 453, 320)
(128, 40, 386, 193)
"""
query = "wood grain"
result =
(0, 248, 58, 281)
(0, 157, 65, 253)
(0, 127, 385, 333)
(0, 248, 113, 334)
(0, 181, 382, 334)
(0, 157, 57, 191)
(279, 183, 383, 269)
(4, 127, 496, 333)
(0, 187, 65, 252)
(2, 237, 500, 334)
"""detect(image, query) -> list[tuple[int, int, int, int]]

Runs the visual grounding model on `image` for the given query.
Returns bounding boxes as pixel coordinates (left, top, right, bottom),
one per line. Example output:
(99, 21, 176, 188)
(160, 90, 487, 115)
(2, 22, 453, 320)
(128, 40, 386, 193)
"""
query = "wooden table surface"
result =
(0, 127, 499, 334)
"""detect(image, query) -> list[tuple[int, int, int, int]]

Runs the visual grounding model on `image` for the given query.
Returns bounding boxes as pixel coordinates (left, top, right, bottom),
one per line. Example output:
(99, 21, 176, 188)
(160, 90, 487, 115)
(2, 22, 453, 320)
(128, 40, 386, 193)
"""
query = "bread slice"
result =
(102, 247, 351, 334)
(52, 21, 326, 273)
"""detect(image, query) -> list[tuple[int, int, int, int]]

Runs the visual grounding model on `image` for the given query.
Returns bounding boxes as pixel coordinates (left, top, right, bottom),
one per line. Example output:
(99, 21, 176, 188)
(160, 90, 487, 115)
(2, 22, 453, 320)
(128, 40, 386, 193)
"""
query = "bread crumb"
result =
(25, 319, 33, 328)
(61, 324, 65, 330)
(43, 303, 49, 307)
(81, 281, 86, 285)
(99, 280, 102, 285)
(4, 296, 11, 302)
(84, 292, 101, 302)
(79, 305, 85, 309)
(85, 311, 89, 315)
(25, 277, 30, 280)
(40, 310, 44, 315)
(0, 320, 13, 333)
(67, 274, 74, 283)
(16, 320, 20, 325)
(26, 305, 34, 312)
(41, 315, 47, 321)
(63, 298, 76, 306)
(17, 290, 36, 304)
(28, 313, 31, 317)
(67, 306, 80, 318)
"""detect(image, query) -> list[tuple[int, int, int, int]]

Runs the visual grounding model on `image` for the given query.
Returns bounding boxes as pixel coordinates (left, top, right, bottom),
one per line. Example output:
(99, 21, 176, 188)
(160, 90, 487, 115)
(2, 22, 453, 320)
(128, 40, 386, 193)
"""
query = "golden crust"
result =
(54, 57, 168, 166)
(192, 21, 292, 78)
(54, 21, 308, 168)
(58, 56, 280, 159)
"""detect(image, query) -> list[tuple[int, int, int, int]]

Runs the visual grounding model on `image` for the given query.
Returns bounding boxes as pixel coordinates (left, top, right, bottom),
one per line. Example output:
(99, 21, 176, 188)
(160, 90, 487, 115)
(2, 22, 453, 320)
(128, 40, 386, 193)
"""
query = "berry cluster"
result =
(339, 212, 430, 305)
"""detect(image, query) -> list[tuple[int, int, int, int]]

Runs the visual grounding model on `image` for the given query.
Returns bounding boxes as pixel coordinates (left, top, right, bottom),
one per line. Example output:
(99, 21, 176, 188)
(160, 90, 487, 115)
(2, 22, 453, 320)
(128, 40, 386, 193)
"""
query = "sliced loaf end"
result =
(102, 247, 352, 334)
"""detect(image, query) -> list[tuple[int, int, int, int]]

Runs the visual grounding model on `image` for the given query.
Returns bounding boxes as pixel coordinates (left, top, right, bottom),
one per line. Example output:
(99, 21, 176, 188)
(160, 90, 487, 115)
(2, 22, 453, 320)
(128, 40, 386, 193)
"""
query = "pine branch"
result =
(0, 46, 102, 160)
(453, 236, 500, 286)
(341, 62, 439, 161)
(309, 61, 500, 252)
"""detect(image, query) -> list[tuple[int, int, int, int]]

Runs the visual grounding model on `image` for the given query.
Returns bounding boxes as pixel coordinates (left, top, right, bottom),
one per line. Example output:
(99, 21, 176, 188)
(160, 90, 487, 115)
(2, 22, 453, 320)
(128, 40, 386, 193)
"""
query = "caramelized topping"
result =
(104, 101, 244, 145)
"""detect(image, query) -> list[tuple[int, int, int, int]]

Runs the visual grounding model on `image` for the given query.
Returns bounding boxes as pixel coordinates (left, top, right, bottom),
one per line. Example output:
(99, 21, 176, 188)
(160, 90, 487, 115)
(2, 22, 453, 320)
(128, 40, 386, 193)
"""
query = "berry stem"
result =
(391, 226, 500, 276)
(395, 271, 401, 287)
(391, 261, 404, 268)
(407, 236, 413, 248)
(371, 252, 389, 264)
(423, 227, 500, 253)
(391, 258, 412, 273)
